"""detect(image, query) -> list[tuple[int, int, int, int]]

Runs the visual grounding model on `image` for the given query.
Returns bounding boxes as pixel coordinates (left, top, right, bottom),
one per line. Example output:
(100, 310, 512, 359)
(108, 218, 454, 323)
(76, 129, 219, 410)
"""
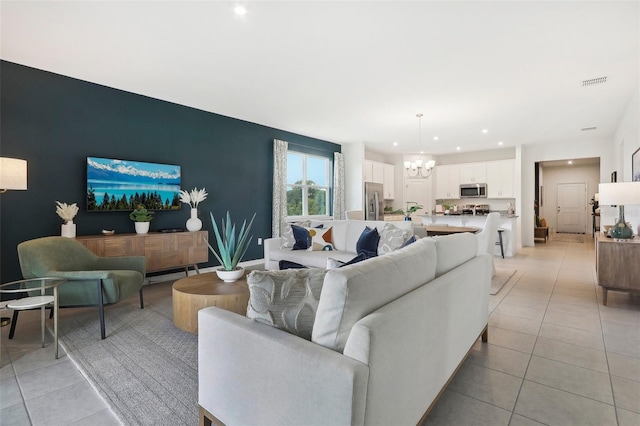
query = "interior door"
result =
(557, 183, 586, 233)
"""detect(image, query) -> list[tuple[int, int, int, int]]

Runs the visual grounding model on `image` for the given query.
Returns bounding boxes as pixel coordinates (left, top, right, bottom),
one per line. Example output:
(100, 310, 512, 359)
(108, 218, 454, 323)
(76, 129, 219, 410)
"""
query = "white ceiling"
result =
(2, 1, 639, 155)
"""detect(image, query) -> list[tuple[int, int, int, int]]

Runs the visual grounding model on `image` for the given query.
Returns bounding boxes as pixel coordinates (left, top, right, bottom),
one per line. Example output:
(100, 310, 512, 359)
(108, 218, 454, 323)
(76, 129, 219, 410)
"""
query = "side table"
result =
(172, 272, 249, 334)
(0, 277, 67, 358)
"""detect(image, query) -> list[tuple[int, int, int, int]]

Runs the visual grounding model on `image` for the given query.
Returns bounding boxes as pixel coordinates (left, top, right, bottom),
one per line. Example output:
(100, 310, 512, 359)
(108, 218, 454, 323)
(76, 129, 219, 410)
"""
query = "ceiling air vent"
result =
(582, 76, 607, 86)
(581, 127, 597, 131)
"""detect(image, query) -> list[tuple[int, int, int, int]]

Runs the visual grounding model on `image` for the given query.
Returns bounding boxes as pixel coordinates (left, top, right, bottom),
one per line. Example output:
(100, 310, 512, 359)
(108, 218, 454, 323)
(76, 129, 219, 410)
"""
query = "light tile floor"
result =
(1, 236, 639, 425)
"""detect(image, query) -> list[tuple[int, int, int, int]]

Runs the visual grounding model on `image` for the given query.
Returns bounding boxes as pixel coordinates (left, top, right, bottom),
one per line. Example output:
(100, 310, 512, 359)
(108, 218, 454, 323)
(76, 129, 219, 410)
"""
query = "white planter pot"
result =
(186, 208, 202, 232)
(135, 222, 150, 234)
(61, 222, 76, 238)
(215, 267, 245, 283)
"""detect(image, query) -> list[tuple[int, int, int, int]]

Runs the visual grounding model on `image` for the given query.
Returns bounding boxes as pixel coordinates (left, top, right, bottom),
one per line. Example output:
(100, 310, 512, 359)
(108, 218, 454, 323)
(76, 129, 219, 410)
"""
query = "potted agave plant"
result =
(129, 205, 154, 234)
(206, 211, 256, 282)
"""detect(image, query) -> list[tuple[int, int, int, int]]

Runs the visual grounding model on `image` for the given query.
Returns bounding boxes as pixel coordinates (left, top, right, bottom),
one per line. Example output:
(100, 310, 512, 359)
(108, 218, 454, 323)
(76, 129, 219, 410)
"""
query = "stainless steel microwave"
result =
(460, 183, 487, 198)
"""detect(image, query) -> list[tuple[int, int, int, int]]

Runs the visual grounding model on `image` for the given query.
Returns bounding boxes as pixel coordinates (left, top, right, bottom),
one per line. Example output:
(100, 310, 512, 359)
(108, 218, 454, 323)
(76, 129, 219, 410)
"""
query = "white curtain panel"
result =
(272, 139, 288, 237)
(333, 152, 346, 220)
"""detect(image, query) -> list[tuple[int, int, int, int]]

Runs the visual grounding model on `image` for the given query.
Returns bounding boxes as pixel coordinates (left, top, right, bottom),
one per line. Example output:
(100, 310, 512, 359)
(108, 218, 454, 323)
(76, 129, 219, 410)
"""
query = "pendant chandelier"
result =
(404, 113, 435, 178)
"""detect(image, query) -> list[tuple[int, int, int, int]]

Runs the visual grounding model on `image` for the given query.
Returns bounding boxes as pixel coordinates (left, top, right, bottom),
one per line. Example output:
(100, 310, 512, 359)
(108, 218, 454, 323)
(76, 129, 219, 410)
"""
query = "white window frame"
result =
(286, 152, 332, 220)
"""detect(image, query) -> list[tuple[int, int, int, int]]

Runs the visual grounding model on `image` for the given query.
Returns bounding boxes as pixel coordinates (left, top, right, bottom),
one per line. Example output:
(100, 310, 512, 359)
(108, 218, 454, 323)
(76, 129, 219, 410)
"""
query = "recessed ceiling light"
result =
(568, 160, 573, 165)
(234, 5, 247, 15)
(482, 129, 488, 134)
(433, 136, 439, 141)
(456, 146, 461, 151)
(393, 142, 398, 146)
(420, 150, 424, 154)
(498, 141, 503, 146)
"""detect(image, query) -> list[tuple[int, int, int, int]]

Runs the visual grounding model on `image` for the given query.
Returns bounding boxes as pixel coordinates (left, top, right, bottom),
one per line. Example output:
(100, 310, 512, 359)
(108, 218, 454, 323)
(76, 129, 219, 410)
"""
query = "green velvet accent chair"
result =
(15, 236, 146, 339)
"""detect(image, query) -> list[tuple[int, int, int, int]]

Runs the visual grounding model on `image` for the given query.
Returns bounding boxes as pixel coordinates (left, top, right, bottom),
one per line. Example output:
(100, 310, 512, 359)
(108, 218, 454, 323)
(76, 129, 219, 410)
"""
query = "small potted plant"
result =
(206, 211, 256, 282)
(403, 201, 423, 221)
(129, 205, 154, 234)
(56, 201, 79, 238)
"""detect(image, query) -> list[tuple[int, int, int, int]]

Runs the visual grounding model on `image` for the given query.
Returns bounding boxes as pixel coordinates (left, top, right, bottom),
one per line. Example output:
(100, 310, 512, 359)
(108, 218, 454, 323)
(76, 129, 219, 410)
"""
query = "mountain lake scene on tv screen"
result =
(87, 157, 181, 211)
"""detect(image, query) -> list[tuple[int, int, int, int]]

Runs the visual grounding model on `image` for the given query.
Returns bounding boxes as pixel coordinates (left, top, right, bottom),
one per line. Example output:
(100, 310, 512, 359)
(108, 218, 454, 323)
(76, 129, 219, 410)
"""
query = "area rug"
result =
(56, 281, 198, 426)
(491, 268, 517, 295)
(552, 233, 585, 243)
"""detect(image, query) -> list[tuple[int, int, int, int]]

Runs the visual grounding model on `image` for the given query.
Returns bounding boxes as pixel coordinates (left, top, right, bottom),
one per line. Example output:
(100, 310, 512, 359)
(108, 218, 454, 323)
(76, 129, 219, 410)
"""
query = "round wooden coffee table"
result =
(172, 272, 249, 334)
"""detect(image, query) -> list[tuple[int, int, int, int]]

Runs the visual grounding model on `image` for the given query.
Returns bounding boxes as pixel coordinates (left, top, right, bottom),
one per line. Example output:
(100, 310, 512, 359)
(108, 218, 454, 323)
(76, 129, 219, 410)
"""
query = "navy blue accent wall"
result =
(0, 61, 340, 282)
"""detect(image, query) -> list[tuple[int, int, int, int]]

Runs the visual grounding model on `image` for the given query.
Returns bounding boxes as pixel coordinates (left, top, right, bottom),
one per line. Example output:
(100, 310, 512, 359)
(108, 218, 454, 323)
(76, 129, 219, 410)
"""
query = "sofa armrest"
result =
(263, 237, 283, 270)
(198, 307, 368, 426)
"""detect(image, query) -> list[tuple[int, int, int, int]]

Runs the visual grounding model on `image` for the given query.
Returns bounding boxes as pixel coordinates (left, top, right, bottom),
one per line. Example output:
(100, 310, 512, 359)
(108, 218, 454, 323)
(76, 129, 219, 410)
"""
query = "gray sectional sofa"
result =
(198, 232, 492, 425)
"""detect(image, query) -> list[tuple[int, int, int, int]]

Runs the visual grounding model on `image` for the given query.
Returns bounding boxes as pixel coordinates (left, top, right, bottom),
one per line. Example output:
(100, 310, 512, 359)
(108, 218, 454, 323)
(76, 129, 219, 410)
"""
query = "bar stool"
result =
(0, 277, 67, 359)
(495, 229, 505, 258)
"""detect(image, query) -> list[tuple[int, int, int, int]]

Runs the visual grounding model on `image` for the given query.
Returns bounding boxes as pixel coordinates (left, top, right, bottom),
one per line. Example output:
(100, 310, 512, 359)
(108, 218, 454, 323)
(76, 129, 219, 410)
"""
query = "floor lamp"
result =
(0, 157, 28, 326)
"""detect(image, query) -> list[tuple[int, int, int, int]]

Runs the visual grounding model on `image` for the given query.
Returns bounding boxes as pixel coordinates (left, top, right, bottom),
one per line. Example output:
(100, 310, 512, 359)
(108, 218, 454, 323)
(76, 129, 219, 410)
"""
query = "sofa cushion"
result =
(433, 233, 478, 277)
(269, 249, 356, 269)
(281, 220, 310, 248)
(378, 222, 410, 254)
(308, 226, 334, 251)
(246, 269, 327, 340)
(356, 227, 379, 258)
(312, 237, 437, 352)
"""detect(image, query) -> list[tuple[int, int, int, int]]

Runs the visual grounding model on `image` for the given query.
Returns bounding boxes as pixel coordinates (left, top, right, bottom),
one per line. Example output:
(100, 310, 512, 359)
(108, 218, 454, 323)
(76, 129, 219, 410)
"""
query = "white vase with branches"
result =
(179, 187, 208, 232)
(56, 201, 79, 238)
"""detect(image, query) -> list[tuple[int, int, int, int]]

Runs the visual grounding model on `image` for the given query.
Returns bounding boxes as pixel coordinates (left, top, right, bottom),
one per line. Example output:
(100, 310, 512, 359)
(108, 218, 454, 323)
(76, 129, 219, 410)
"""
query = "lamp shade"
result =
(598, 182, 640, 205)
(0, 157, 27, 190)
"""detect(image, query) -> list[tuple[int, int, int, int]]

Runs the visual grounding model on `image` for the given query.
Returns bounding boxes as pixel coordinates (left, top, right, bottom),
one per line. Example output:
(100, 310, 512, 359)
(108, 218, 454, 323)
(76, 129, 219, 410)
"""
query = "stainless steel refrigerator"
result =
(364, 182, 384, 221)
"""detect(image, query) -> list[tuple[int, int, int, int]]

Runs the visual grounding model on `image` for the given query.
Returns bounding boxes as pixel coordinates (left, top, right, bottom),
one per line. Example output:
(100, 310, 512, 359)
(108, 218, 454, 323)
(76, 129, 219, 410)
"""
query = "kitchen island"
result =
(420, 213, 520, 257)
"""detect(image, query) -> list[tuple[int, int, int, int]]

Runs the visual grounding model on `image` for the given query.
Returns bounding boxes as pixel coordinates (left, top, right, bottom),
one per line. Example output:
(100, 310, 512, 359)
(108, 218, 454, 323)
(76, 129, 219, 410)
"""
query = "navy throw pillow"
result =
(291, 224, 311, 250)
(341, 252, 367, 267)
(400, 235, 417, 248)
(279, 260, 309, 270)
(356, 226, 380, 259)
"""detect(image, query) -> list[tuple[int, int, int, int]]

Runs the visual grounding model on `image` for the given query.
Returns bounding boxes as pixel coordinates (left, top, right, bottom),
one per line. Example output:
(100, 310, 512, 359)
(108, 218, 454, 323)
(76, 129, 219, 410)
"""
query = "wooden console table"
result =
(595, 232, 640, 305)
(77, 231, 209, 275)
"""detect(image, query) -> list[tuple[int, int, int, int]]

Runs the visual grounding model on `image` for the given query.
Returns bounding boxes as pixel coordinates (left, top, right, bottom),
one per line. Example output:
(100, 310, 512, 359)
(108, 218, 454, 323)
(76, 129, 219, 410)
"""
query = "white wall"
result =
(342, 142, 365, 212)
(521, 138, 615, 246)
(539, 163, 600, 234)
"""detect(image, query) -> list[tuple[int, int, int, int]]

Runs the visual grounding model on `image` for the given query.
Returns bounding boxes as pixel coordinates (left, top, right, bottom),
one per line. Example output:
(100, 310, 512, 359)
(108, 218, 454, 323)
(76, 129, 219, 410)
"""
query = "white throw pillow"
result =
(378, 222, 410, 254)
(246, 269, 327, 340)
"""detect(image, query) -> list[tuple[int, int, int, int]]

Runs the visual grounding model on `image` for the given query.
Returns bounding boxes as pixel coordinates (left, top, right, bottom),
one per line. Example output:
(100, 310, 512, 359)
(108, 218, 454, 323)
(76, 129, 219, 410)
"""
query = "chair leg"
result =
(97, 279, 106, 340)
(139, 287, 145, 310)
(8, 310, 19, 339)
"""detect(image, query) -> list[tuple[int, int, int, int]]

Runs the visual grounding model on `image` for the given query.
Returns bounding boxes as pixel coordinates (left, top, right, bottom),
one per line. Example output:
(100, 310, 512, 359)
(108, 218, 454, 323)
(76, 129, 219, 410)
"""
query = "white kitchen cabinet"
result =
(383, 163, 395, 200)
(434, 165, 460, 200)
(459, 163, 487, 184)
(372, 162, 384, 184)
(487, 160, 514, 198)
(404, 179, 430, 218)
(363, 160, 384, 184)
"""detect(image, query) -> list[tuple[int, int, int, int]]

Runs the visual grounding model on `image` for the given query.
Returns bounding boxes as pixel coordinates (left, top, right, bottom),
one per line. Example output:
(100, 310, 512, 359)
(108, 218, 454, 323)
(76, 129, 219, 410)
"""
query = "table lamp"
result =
(598, 182, 640, 239)
(0, 157, 28, 193)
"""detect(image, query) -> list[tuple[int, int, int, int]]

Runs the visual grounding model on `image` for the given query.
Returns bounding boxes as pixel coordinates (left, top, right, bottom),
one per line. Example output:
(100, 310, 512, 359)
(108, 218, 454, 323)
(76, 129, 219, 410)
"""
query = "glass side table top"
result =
(0, 277, 68, 359)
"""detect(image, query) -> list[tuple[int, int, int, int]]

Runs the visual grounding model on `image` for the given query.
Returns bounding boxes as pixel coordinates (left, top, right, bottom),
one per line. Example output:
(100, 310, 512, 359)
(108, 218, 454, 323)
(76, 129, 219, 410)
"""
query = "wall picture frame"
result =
(633, 147, 640, 182)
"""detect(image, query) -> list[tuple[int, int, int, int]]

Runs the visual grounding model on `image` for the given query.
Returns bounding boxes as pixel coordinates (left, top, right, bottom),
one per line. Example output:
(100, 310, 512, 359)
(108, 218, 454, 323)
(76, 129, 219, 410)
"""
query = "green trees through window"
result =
(286, 152, 330, 217)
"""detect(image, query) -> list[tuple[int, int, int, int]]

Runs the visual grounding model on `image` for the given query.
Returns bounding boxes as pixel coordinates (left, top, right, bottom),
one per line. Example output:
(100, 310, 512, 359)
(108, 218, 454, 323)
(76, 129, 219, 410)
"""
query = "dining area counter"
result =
(419, 213, 520, 257)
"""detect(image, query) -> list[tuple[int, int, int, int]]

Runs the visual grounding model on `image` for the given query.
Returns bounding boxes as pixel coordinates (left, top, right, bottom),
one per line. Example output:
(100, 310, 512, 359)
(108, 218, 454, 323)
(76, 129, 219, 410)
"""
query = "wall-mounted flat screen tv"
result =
(87, 157, 181, 211)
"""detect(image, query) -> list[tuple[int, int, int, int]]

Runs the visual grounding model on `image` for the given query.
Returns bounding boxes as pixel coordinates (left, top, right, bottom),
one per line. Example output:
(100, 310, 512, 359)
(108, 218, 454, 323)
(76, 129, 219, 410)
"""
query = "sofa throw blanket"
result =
(247, 269, 327, 340)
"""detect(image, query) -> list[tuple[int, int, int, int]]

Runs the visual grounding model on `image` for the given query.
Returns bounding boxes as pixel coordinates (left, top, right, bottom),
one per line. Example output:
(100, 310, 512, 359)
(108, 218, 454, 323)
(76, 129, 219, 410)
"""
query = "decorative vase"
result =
(135, 222, 150, 234)
(404, 216, 411, 221)
(61, 221, 76, 238)
(186, 208, 202, 232)
(610, 205, 634, 239)
(215, 267, 245, 283)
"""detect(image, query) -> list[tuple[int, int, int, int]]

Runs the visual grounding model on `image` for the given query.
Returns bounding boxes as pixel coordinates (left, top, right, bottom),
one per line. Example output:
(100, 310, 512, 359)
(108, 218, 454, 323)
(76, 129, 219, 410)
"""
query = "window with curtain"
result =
(286, 152, 331, 218)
